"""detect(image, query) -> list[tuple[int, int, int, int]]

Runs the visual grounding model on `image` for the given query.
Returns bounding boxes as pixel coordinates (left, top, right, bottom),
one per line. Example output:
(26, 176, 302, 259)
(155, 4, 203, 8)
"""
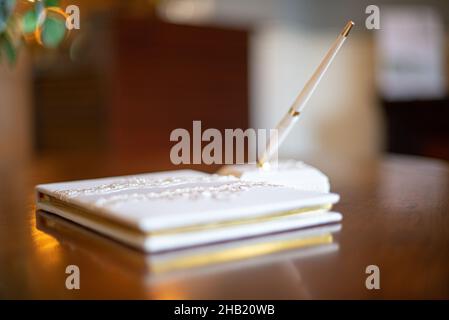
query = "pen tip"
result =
(341, 20, 355, 37)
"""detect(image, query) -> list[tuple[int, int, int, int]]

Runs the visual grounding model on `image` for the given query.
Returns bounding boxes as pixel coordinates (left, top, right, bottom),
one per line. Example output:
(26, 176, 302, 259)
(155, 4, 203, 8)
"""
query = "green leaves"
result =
(44, 0, 60, 7)
(1, 0, 67, 65)
(0, 0, 16, 64)
(21, 3, 67, 48)
(0, 0, 16, 33)
(0, 33, 16, 64)
(21, 9, 37, 34)
(39, 14, 66, 48)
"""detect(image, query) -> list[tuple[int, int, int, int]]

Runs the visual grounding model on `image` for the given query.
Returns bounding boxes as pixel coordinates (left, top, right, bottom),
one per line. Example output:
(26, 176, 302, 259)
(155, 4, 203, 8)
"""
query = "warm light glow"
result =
(30, 212, 62, 262)
(158, 0, 215, 24)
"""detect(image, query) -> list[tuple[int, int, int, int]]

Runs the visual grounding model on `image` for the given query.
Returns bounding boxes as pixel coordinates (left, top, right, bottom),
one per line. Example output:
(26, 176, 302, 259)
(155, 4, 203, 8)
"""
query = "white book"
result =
(37, 210, 341, 279)
(36, 170, 341, 252)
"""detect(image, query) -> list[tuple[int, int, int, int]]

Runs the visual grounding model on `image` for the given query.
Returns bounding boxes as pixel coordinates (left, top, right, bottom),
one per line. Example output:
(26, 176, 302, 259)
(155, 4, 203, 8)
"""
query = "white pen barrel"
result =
(292, 35, 346, 113)
(260, 38, 345, 164)
(260, 111, 300, 164)
(257, 21, 354, 166)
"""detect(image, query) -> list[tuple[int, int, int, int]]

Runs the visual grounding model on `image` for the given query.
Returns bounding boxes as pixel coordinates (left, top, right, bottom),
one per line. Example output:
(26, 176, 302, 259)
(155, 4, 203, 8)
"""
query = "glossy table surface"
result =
(1, 154, 448, 299)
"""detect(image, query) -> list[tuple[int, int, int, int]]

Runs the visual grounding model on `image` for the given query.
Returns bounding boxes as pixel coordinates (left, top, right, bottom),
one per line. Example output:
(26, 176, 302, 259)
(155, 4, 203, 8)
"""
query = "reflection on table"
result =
(36, 210, 341, 296)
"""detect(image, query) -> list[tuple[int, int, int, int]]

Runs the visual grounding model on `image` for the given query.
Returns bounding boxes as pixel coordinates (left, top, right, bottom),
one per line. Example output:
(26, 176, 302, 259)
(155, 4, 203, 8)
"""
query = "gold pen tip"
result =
(341, 20, 355, 37)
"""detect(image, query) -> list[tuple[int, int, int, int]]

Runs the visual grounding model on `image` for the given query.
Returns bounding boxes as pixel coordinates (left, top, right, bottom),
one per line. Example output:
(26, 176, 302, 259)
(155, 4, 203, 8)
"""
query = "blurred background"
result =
(0, 0, 448, 194)
(2, 0, 449, 299)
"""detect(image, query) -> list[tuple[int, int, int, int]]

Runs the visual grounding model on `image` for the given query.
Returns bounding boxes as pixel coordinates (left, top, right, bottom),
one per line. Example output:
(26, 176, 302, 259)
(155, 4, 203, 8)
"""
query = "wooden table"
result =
(0, 154, 448, 299)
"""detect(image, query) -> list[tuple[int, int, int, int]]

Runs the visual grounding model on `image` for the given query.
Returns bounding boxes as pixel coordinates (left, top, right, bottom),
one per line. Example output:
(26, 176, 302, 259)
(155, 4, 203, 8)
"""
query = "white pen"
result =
(257, 20, 354, 167)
